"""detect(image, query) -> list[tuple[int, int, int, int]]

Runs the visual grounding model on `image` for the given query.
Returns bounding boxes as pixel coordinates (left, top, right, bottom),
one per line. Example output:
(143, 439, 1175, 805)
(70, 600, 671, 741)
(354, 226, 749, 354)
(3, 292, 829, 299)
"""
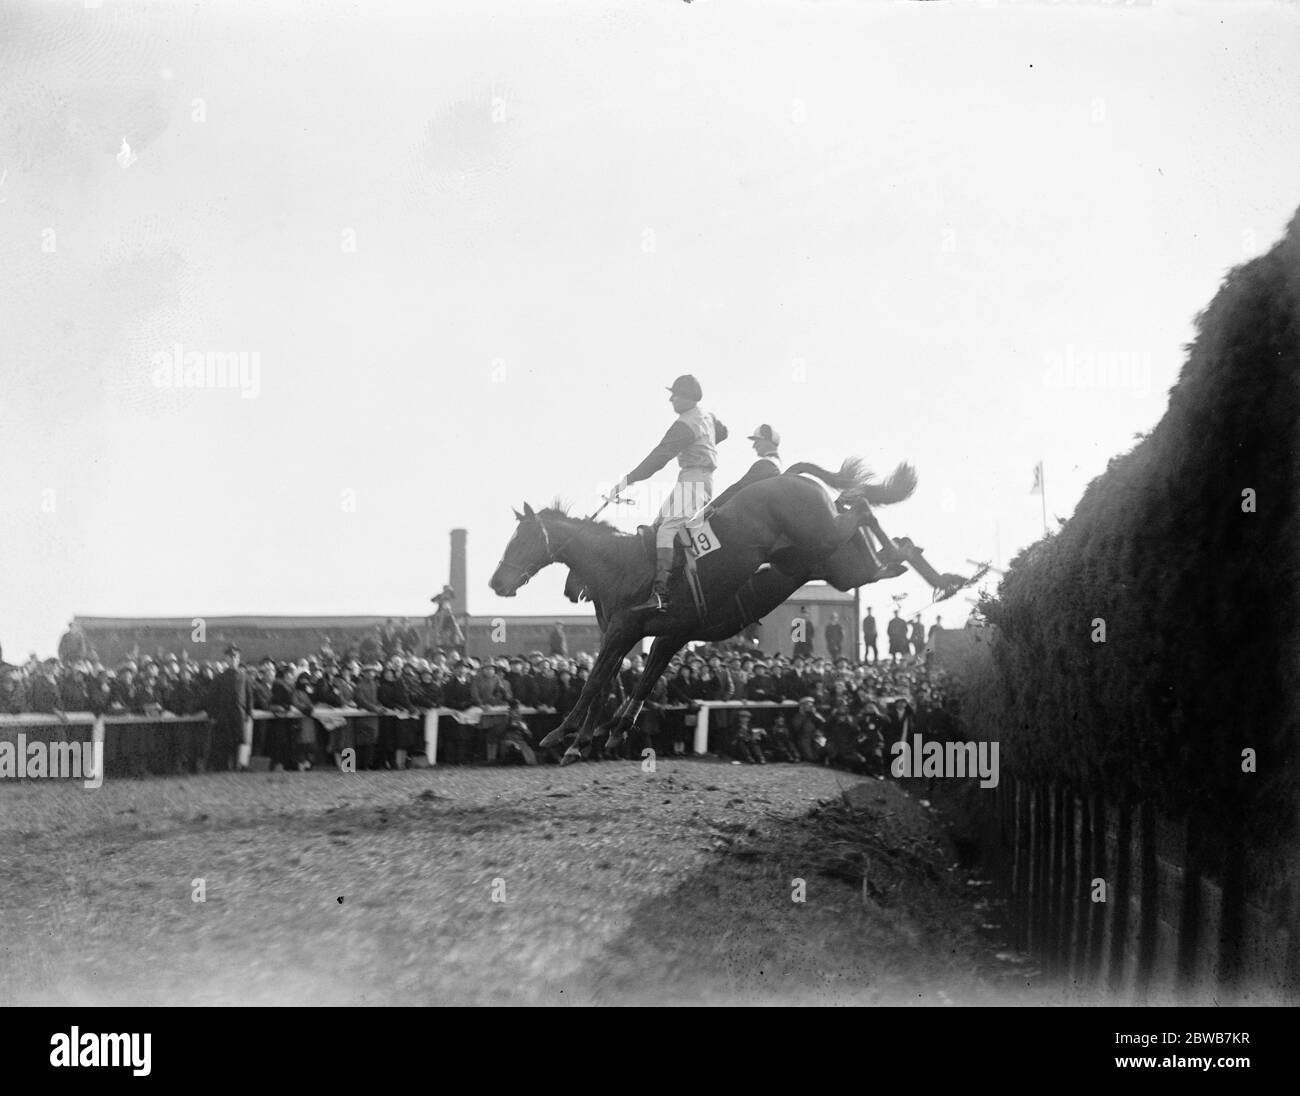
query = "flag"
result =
(1030, 461, 1043, 495)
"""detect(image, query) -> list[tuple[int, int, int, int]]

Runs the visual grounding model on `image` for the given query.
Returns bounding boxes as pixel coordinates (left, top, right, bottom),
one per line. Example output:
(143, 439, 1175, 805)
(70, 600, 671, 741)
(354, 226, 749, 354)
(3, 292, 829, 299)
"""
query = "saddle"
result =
(637, 523, 709, 616)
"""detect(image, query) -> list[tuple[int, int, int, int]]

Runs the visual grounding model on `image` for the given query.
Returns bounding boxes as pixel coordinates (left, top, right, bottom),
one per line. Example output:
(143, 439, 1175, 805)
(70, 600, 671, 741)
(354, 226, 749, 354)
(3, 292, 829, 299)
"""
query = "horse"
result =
(488, 460, 925, 762)
(558, 525, 981, 759)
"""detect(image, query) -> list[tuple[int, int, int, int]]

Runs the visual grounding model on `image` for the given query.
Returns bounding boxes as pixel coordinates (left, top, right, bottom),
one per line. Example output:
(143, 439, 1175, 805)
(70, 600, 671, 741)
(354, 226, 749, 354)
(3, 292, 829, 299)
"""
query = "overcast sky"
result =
(2, 0, 1298, 656)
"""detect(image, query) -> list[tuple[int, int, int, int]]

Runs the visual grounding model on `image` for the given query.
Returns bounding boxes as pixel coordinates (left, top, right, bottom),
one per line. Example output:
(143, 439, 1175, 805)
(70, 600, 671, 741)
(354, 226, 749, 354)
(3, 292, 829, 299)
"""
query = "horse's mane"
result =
(538, 500, 626, 536)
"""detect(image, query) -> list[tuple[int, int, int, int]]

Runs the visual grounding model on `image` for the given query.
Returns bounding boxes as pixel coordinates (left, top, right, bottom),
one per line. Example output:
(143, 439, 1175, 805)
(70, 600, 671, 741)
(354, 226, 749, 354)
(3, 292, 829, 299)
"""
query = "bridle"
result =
(496, 513, 572, 589)
(497, 494, 631, 590)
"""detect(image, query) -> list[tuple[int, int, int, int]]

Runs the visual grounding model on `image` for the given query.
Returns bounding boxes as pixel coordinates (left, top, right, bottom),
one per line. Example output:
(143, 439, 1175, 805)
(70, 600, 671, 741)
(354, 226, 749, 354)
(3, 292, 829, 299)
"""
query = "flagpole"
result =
(1040, 461, 1048, 536)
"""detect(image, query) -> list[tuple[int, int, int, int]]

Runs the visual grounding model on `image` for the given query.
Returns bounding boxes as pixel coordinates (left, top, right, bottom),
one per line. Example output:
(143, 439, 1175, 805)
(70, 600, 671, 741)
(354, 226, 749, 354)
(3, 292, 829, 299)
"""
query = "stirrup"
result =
(632, 588, 669, 612)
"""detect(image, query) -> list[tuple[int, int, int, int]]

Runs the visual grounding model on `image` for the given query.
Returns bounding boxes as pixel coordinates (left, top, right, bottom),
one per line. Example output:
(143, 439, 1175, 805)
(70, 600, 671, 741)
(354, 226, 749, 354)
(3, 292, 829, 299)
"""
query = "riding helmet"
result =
(666, 374, 702, 401)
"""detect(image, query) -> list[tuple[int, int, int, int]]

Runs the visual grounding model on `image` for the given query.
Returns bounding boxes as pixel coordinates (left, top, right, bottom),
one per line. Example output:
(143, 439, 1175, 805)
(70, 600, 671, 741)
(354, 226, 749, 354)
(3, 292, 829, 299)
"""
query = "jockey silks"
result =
(623, 405, 729, 485)
(674, 405, 723, 473)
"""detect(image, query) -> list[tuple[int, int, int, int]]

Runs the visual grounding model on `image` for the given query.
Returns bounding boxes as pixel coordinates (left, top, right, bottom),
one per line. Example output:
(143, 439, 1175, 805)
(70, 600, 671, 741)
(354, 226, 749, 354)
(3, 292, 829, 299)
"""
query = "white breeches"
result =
(656, 472, 713, 550)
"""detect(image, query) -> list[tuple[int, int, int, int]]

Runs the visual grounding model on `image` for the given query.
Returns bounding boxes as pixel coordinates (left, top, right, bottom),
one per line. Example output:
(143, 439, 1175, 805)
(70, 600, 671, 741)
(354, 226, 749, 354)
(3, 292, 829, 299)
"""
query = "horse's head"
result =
(489, 503, 554, 597)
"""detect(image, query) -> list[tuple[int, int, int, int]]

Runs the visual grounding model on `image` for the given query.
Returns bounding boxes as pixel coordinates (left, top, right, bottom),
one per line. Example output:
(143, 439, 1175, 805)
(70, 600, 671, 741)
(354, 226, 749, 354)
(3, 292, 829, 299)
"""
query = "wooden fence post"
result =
(1108, 799, 1132, 998)
(1135, 799, 1159, 1002)
(1086, 792, 1107, 987)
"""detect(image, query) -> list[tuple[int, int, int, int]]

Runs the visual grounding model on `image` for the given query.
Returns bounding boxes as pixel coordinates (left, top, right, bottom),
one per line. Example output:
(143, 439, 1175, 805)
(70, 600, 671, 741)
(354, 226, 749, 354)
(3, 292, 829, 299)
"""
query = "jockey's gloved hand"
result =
(605, 477, 630, 503)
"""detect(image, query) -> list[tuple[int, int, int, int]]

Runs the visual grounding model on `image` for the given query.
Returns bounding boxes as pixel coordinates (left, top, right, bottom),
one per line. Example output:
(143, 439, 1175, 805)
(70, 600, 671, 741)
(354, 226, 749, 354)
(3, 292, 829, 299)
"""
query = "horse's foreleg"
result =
(559, 626, 641, 765)
(603, 634, 686, 754)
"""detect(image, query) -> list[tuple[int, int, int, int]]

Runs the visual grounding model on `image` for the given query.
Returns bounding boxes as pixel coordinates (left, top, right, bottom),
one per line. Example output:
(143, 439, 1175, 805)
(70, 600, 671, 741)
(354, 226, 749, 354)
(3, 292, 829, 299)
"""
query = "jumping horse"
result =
(488, 460, 979, 763)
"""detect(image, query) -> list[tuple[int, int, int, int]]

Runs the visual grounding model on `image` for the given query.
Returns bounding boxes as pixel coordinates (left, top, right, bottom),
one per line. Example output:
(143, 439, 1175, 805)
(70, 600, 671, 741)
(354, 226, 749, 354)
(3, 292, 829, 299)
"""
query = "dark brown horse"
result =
(489, 461, 931, 762)
(561, 527, 981, 757)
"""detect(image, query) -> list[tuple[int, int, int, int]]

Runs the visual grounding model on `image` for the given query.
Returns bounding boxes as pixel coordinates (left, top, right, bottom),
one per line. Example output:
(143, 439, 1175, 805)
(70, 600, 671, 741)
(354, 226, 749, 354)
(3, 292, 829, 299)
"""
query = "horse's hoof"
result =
(560, 748, 582, 766)
(605, 734, 624, 753)
(539, 729, 565, 749)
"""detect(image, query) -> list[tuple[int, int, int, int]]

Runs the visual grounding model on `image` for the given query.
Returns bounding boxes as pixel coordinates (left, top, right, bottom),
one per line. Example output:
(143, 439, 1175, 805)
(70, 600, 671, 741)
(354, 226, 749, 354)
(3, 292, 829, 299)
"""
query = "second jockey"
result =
(710, 423, 782, 511)
(608, 374, 728, 612)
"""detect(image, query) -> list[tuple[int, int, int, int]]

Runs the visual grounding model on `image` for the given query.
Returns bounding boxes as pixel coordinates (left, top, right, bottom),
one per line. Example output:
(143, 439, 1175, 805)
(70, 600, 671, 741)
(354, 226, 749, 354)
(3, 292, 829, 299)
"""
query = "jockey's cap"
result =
(746, 423, 780, 445)
(666, 374, 702, 401)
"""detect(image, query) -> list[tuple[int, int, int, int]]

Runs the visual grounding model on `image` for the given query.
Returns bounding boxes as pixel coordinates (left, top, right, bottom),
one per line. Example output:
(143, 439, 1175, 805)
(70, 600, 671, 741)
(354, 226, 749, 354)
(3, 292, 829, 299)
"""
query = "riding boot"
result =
(631, 546, 675, 611)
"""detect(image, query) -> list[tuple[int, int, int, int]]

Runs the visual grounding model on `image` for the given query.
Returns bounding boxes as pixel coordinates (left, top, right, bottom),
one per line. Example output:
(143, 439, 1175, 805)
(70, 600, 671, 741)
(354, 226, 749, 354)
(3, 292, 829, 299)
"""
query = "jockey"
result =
(607, 374, 728, 611)
(710, 423, 782, 511)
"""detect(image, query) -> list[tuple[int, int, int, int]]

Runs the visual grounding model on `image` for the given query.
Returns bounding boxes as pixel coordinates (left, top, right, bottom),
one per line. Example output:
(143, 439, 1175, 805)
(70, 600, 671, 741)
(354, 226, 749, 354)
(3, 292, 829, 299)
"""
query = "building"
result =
(70, 530, 856, 665)
(707, 583, 858, 659)
(71, 613, 602, 665)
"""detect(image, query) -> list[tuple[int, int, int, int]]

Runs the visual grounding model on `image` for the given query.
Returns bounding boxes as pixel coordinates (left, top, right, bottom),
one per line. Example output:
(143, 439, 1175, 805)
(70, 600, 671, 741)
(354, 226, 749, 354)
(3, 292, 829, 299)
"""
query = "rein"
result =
(500, 495, 632, 589)
(498, 514, 574, 588)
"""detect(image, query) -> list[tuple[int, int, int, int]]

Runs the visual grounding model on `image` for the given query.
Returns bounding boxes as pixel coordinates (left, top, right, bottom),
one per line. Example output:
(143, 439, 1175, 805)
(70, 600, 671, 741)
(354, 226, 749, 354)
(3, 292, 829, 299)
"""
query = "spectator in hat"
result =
(208, 645, 253, 772)
(359, 629, 382, 666)
(885, 695, 914, 757)
(496, 699, 538, 766)
(910, 615, 926, 660)
(400, 618, 422, 657)
(470, 662, 512, 708)
(863, 606, 879, 664)
(59, 663, 90, 712)
(824, 699, 860, 770)
(776, 656, 802, 702)
(246, 657, 275, 756)
(353, 663, 382, 770)
(57, 621, 87, 664)
(291, 672, 318, 770)
(711, 423, 782, 511)
(470, 662, 512, 763)
(548, 621, 568, 658)
(378, 665, 417, 769)
(730, 711, 765, 764)
(29, 658, 61, 714)
(379, 619, 399, 659)
(765, 714, 800, 763)
(789, 696, 826, 763)
(110, 665, 137, 712)
(428, 586, 465, 654)
(321, 663, 357, 762)
(887, 609, 909, 664)
(267, 665, 298, 772)
(743, 658, 776, 701)
(824, 612, 844, 661)
(134, 661, 164, 716)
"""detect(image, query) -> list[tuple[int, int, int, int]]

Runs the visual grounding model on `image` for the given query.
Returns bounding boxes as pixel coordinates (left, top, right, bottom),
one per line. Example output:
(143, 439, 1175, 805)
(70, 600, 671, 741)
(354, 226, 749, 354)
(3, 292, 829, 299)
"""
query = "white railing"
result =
(0, 698, 807, 775)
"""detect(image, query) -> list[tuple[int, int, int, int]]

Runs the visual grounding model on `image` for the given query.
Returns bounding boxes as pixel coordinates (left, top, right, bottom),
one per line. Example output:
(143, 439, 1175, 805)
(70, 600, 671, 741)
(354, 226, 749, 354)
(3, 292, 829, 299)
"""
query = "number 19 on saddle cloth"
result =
(682, 512, 722, 560)
(659, 476, 720, 560)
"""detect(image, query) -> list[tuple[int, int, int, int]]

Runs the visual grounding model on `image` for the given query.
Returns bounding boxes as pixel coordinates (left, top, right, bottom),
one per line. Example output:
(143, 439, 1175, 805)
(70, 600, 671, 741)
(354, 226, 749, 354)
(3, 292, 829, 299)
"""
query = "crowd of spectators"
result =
(0, 624, 961, 776)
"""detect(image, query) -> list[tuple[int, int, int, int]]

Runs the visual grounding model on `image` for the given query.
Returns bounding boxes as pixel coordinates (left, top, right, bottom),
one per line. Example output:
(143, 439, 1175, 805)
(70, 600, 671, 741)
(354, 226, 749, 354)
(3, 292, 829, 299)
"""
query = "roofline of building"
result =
(72, 613, 599, 629)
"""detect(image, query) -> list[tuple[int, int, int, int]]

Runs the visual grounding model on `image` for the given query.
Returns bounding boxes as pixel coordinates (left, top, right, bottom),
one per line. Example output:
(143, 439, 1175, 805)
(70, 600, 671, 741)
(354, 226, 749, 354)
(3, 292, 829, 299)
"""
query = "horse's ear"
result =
(512, 508, 523, 521)
(523, 502, 535, 518)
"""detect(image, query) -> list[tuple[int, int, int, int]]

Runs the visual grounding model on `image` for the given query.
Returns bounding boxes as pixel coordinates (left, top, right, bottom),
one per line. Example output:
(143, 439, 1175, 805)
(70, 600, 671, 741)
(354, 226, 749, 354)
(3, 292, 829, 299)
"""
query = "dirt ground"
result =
(0, 759, 1048, 1006)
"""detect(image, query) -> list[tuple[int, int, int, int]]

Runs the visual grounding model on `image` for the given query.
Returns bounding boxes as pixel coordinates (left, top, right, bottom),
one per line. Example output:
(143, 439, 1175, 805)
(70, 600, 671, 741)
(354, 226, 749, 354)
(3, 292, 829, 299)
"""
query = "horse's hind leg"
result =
(854, 507, 908, 567)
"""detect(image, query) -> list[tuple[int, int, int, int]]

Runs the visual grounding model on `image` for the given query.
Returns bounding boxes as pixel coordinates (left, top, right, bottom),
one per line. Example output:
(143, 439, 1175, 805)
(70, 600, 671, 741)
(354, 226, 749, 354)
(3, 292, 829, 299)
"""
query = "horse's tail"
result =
(784, 457, 871, 493)
(853, 462, 918, 507)
(784, 458, 918, 508)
